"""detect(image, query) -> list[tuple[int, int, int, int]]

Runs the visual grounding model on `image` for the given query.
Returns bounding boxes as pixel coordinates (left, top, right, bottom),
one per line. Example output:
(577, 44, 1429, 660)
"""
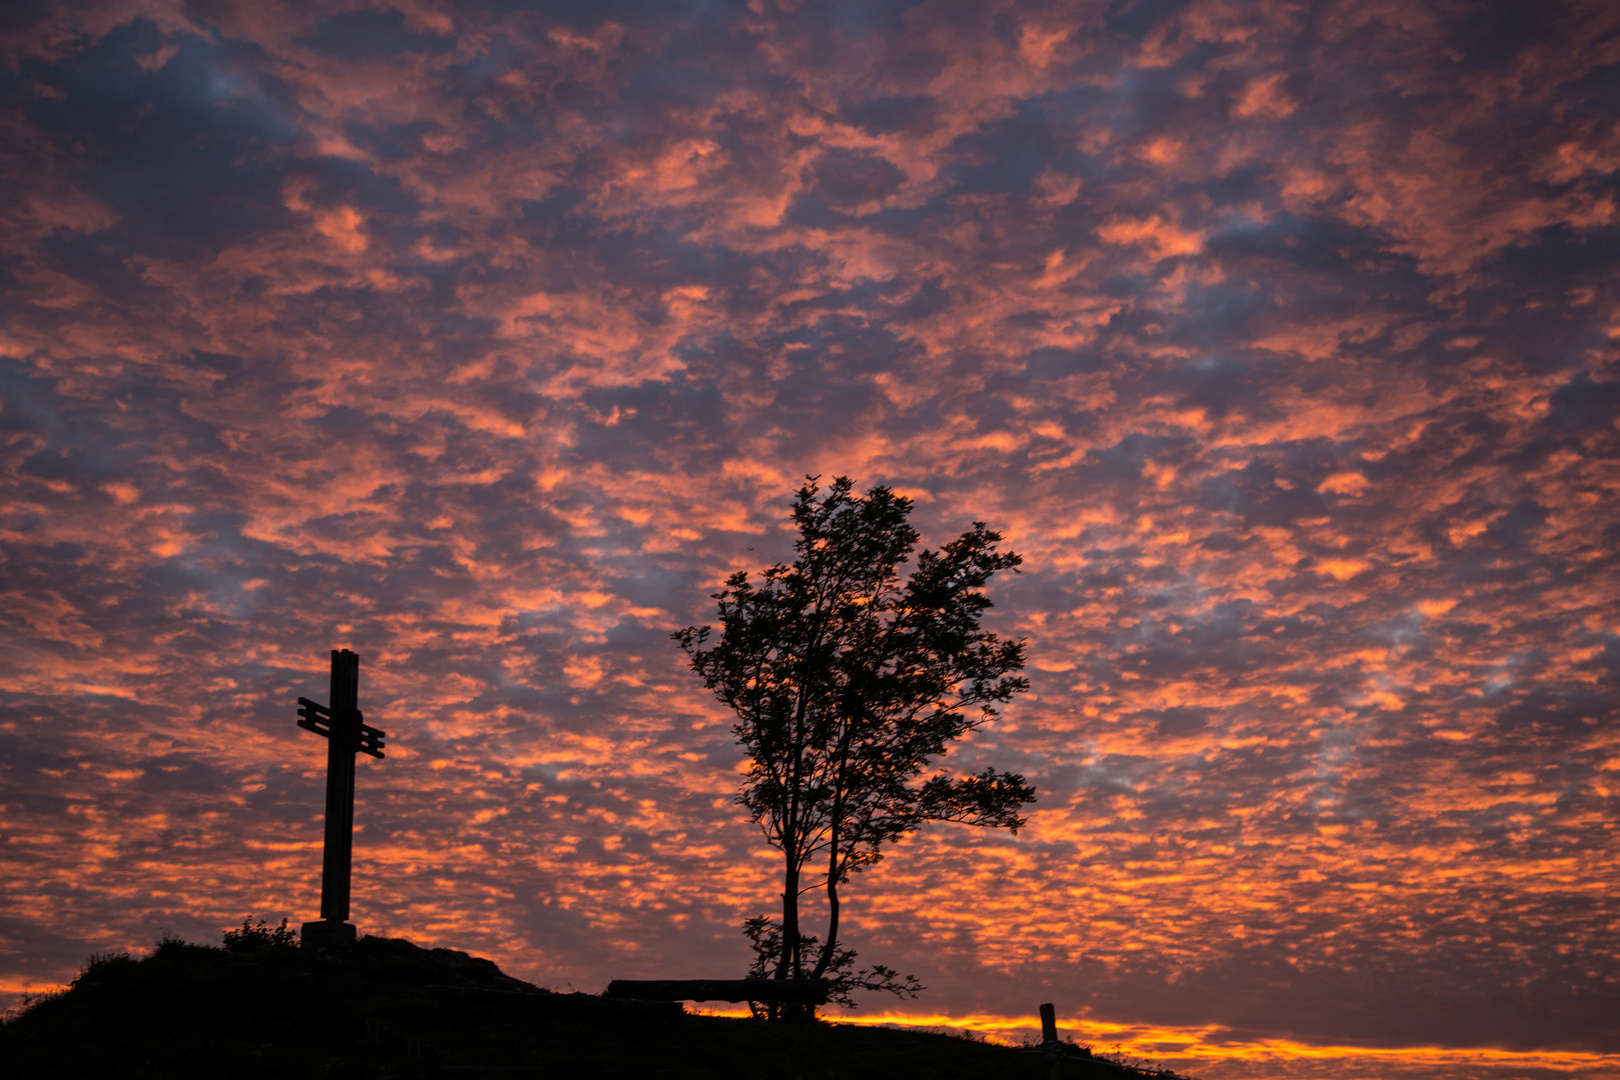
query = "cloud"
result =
(1, 1, 1616, 1072)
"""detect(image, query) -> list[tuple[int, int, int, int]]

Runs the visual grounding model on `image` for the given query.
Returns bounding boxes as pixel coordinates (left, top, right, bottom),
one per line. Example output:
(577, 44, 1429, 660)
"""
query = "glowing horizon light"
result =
(689, 1009, 1620, 1079)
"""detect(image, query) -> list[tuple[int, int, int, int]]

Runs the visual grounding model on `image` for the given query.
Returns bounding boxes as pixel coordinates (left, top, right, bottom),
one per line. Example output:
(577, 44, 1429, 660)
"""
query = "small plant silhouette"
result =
(150, 928, 192, 958)
(78, 950, 136, 981)
(741, 914, 921, 1019)
(222, 917, 296, 952)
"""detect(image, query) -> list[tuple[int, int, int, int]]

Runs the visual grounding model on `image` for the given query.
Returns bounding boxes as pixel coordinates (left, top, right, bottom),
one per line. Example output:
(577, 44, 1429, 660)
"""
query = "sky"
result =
(1, 1, 1617, 1077)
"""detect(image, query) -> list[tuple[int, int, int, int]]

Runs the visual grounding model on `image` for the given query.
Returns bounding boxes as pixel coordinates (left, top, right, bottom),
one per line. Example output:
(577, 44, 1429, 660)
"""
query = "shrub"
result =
(222, 917, 296, 952)
(77, 950, 136, 982)
(150, 928, 198, 959)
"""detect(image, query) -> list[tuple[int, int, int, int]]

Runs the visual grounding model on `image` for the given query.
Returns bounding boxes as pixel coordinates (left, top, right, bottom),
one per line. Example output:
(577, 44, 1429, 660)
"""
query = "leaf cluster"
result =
(676, 477, 1034, 888)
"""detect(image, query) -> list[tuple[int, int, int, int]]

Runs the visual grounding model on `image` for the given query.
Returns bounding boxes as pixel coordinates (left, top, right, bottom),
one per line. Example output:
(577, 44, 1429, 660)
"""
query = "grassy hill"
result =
(1, 934, 1190, 1079)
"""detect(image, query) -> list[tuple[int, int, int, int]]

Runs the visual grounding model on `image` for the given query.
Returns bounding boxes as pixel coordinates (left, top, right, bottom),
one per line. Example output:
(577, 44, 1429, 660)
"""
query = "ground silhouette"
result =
(2, 933, 1192, 1079)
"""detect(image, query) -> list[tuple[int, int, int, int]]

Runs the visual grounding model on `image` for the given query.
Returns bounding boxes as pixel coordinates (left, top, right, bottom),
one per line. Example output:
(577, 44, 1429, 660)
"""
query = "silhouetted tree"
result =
(675, 477, 1035, 1019)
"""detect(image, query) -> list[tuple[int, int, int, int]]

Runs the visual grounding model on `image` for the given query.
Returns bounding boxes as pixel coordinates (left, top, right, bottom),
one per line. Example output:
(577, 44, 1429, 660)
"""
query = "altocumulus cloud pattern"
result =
(1, 3, 1617, 1077)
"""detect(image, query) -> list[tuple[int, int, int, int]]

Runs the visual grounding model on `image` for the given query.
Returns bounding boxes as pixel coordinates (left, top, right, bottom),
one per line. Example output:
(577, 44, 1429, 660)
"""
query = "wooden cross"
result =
(296, 649, 385, 941)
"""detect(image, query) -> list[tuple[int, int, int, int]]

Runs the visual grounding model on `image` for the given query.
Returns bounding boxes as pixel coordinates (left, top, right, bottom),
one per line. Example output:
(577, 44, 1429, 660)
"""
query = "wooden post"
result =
(296, 649, 386, 948)
(1041, 1003, 1061, 1080)
(320, 649, 359, 923)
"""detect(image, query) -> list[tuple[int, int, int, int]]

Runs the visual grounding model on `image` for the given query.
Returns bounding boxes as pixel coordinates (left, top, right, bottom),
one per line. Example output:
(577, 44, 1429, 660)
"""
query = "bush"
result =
(150, 928, 200, 959)
(222, 917, 297, 953)
(77, 950, 136, 982)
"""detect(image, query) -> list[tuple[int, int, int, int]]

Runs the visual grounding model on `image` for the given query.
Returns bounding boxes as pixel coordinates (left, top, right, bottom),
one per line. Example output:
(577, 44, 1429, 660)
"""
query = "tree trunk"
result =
(773, 848, 818, 1022)
(779, 850, 800, 980)
(812, 732, 852, 983)
(811, 876, 840, 981)
(811, 831, 841, 981)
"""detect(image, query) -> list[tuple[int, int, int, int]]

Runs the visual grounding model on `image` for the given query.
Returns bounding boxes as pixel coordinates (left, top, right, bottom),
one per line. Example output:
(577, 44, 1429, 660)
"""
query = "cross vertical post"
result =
(321, 649, 359, 924)
(296, 648, 386, 948)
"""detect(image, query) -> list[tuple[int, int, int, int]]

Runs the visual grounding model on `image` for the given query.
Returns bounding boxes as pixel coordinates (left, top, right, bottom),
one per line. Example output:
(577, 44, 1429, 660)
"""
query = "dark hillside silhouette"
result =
(0, 928, 1192, 1079)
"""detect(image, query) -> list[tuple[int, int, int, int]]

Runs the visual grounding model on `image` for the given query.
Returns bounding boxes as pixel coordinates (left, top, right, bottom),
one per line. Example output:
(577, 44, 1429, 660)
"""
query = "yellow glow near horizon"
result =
(692, 1007, 1620, 1078)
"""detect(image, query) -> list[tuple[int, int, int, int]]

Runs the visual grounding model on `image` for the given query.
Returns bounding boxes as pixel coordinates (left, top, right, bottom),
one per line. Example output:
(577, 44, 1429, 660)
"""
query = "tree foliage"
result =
(674, 477, 1035, 1017)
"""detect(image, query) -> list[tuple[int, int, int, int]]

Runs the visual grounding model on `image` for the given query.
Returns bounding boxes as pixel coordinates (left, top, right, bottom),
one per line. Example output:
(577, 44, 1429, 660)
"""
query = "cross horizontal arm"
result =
(297, 696, 386, 758)
(297, 696, 334, 740)
(296, 715, 331, 738)
(356, 723, 386, 759)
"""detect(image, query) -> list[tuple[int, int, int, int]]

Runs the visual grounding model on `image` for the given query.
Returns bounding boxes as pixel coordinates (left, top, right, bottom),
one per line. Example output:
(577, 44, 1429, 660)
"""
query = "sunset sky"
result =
(2, 2, 1618, 1077)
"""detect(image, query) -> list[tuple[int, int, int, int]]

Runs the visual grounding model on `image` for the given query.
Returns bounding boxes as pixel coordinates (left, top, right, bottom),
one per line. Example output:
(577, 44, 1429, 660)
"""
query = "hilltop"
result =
(1, 934, 1189, 1079)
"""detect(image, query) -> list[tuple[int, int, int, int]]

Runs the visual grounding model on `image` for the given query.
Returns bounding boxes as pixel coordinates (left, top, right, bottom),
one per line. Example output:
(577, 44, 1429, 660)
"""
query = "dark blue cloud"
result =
(296, 10, 456, 59)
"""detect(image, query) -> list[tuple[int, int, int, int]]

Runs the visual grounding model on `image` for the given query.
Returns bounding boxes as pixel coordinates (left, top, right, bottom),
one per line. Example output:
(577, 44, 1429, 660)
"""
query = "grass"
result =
(1, 934, 1192, 1079)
